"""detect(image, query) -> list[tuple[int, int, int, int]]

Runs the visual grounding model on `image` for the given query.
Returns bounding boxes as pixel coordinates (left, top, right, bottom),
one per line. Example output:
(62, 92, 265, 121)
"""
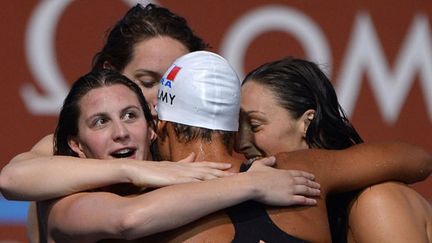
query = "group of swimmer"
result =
(0, 3, 431, 243)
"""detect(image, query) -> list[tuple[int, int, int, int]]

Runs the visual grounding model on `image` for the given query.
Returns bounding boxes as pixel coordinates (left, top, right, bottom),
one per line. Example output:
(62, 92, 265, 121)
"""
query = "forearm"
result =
(0, 152, 130, 200)
(1, 134, 132, 201)
(1, 150, 234, 201)
(392, 142, 432, 183)
(119, 173, 258, 238)
(48, 174, 257, 241)
(49, 161, 319, 241)
(276, 141, 432, 194)
(342, 141, 432, 184)
(115, 161, 320, 238)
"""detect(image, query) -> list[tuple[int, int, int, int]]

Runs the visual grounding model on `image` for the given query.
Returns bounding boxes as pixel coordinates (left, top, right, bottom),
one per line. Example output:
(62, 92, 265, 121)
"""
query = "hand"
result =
(126, 153, 235, 188)
(247, 156, 320, 206)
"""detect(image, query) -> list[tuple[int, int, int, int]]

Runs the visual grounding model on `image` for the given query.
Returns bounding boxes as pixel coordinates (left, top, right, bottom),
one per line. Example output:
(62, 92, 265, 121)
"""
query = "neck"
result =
(165, 128, 242, 172)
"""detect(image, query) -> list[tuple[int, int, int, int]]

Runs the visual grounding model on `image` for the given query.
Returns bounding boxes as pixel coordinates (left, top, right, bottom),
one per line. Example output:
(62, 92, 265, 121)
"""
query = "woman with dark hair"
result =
(53, 70, 155, 158)
(92, 3, 208, 120)
(242, 57, 362, 151)
(238, 57, 432, 242)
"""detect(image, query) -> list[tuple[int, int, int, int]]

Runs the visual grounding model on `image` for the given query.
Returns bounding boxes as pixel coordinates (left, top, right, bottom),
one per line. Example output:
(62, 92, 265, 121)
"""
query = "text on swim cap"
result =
(160, 78, 172, 88)
(159, 74, 175, 104)
(158, 89, 176, 105)
(157, 64, 181, 106)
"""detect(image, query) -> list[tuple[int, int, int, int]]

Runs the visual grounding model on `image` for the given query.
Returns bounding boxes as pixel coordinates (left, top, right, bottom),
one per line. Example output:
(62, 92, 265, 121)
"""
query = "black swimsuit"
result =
(225, 163, 309, 243)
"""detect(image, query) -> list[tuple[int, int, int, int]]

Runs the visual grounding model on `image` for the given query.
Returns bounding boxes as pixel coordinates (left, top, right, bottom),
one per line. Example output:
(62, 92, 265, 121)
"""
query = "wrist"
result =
(118, 159, 137, 184)
(235, 172, 261, 201)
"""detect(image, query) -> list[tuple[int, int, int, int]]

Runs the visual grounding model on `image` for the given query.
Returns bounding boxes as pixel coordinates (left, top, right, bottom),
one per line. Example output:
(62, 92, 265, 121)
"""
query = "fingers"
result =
(290, 174, 321, 197)
(287, 170, 316, 180)
(292, 176, 320, 189)
(292, 184, 321, 197)
(289, 195, 318, 206)
(257, 187, 320, 206)
(263, 171, 321, 206)
(178, 152, 196, 163)
(253, 156, 276, 167)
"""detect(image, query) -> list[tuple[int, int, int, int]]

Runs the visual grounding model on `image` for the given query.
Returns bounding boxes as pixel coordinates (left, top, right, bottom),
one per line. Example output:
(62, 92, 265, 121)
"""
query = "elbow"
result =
(422, 150, 432, 179)
(0, 166, 21, 200)
(407, 145, 432, 183)
(115, 206, 155, 240)
(117, 212, 140, 240)
(414, 146, 432, 181)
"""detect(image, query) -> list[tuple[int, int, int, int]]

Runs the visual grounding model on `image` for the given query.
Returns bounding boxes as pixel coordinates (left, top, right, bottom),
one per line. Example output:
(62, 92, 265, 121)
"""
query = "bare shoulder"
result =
(10, 134, 54, 162)
(31, 134, 54, 154)
(348, 182, 432, 243)
(2, 134, 53, 176)
(350, 182, 430, 212)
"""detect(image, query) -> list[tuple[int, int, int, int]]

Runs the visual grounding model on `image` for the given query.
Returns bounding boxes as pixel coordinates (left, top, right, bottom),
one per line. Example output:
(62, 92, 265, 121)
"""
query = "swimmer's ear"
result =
(68, 136, 86, 158)
(300, 109, 315, 138)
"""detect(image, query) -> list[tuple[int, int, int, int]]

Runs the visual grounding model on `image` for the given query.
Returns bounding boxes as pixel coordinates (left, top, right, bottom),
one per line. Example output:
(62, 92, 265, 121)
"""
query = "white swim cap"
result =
(157, 51, 241, 131)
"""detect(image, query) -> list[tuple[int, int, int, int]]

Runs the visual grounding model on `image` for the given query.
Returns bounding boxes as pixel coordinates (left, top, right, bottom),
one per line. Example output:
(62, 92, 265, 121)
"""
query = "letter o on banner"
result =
(220, 5, 332, 79)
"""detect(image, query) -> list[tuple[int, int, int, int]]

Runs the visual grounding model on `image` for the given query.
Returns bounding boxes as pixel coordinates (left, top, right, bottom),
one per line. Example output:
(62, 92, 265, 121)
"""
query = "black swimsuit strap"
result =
(225, 163, 308, 243)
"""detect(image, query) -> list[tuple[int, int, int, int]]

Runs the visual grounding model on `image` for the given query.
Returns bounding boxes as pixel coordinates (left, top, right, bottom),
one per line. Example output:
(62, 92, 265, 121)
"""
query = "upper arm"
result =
(348, 182, 429, 243)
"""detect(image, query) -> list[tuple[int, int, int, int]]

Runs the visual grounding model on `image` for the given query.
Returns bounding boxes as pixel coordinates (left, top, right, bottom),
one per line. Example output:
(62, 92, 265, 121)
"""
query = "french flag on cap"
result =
(166, 65, 181, 81)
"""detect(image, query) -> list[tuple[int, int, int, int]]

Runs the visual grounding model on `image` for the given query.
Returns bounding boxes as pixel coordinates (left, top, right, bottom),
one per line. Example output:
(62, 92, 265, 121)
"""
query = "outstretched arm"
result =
(45, 158, 321, 242)
(275, 141, 431, 194)
(326, 141, 431, 193)
(0, 135, 233, 201)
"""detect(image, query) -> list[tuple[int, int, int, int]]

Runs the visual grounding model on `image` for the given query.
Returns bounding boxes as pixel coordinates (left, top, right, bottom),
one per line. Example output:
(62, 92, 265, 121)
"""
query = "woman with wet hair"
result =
(238, 57, 432, 242)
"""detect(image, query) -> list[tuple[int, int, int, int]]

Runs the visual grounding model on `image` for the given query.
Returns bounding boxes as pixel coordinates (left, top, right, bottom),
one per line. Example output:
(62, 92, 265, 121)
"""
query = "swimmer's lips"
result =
(110, 147, 137, 159)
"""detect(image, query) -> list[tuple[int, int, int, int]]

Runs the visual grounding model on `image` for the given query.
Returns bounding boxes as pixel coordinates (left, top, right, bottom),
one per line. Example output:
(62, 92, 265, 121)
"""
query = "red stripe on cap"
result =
(166, 66, 181, 81)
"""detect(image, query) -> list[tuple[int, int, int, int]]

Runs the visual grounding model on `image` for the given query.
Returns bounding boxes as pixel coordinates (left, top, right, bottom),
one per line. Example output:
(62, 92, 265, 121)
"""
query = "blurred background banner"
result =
(0, 0, 431, 241)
